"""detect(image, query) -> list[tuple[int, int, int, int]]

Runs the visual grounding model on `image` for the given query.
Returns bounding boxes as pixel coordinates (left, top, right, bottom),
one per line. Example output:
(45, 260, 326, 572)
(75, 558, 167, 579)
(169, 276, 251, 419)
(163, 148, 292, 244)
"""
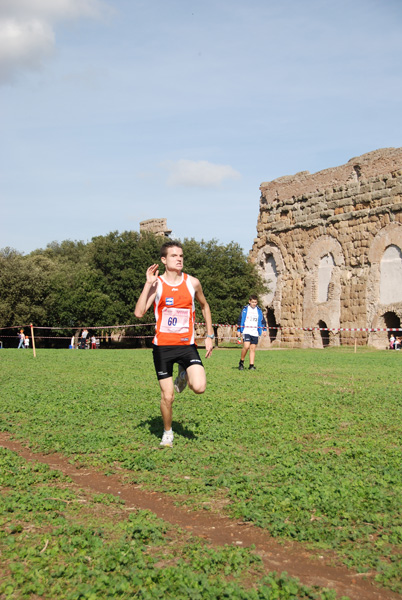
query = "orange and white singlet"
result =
(153, 273, 196, 346)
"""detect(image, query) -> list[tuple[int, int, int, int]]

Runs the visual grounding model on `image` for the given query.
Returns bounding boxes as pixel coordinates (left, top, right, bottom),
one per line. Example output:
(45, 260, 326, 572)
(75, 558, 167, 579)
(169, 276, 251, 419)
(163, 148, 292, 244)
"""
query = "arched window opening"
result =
(317, 253, 335, 303)
(260, 254, 277, 305)
(383, 311, 401, 340)
(318, 320, 329, 348)
(380, 245, 402, 305)
(266, 308, 277, 343)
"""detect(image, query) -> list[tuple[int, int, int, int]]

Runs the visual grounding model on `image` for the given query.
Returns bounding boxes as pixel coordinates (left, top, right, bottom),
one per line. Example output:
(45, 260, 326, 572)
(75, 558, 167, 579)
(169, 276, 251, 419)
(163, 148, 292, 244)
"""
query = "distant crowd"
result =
(17, 328, 100, 349)
(72, 329, 100, 349)
(389, 335, 402, 350)
(17, 329, 30, 349)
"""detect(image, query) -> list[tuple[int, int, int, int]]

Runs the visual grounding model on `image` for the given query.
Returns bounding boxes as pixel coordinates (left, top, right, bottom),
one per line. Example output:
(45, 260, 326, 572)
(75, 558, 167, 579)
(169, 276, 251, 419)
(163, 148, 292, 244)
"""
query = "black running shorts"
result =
(152, 344, 203, 380)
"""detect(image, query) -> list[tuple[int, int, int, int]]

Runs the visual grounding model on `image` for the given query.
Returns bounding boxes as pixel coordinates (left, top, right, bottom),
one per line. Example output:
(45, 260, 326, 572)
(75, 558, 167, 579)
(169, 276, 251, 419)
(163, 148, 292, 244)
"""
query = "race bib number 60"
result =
(160, 308, 190, 333)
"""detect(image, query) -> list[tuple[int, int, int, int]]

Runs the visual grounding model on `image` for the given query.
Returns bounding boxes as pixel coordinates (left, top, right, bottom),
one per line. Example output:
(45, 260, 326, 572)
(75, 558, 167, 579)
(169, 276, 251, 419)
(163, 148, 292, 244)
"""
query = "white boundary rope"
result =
(1, 323, 401, 335)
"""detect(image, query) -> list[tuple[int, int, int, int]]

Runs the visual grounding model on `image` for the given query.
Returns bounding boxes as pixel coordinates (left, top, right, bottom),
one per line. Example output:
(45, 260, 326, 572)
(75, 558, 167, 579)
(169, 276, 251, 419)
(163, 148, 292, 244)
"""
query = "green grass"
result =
(1, 347, 402, 595)
(0, 449, 341, 600)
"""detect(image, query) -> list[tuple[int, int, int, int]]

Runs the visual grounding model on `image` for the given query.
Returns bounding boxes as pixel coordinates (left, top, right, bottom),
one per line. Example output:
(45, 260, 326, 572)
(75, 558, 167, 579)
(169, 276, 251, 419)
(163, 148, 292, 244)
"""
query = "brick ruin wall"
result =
(250, 147, 402, 348)
(139, 218, 172, 237)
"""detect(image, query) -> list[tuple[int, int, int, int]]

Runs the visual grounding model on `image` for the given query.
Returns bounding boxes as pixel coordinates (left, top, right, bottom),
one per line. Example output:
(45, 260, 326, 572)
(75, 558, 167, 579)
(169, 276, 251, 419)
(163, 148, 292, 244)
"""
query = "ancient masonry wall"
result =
(139, 218, 172, 237)
(250, 147, 402, 348)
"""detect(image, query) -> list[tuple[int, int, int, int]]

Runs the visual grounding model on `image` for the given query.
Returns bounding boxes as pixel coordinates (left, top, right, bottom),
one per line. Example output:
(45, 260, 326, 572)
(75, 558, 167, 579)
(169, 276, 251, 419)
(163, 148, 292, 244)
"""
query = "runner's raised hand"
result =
(146, 264, 159, 285)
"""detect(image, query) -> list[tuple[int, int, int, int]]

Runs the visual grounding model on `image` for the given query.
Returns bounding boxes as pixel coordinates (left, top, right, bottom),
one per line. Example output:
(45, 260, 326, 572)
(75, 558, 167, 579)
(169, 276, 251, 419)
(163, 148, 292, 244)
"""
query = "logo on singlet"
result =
(166, 297, 174, 305)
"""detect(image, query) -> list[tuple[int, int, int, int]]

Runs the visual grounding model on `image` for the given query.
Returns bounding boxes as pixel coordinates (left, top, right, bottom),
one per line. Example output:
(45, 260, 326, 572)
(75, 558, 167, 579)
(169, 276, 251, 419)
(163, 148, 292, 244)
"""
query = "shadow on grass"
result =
(138, 417, 197, 441)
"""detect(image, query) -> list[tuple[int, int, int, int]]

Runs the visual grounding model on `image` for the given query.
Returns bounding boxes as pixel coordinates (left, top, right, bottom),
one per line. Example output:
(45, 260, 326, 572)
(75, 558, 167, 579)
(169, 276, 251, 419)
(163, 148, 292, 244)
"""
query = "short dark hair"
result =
(160, 240, 183, 258)
(249, 294, 258, 301)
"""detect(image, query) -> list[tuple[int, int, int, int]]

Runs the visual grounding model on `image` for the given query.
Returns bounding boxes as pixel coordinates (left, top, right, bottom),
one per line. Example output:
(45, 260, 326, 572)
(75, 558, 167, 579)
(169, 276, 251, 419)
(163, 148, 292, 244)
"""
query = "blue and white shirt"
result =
(237, 304, 267, 336)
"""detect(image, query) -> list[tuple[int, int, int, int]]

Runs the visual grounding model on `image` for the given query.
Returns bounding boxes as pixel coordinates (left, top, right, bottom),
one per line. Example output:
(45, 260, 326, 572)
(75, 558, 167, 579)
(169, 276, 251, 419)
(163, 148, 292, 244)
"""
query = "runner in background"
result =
(237, 294, 267, 370)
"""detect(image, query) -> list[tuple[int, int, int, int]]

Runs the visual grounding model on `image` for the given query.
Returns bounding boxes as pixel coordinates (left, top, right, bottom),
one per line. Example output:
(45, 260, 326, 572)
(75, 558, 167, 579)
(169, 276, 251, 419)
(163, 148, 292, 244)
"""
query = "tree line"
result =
(0, 232, 267, 347)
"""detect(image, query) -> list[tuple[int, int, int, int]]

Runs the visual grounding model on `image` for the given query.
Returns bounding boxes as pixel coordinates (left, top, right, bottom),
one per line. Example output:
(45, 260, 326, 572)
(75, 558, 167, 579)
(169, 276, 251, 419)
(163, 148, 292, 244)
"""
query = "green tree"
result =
(0, 248, 56, 327)
(182, 238, 268, 327)
(88, 231, 161, 323)
(33, 240, 97, 328)
(0, 235, 268, 339)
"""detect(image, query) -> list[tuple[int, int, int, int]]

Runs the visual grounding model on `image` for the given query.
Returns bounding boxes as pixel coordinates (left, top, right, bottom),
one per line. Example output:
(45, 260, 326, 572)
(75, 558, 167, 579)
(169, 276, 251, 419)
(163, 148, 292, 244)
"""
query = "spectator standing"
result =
(17, 329, 25, 349)
(80, 328, 89, 349)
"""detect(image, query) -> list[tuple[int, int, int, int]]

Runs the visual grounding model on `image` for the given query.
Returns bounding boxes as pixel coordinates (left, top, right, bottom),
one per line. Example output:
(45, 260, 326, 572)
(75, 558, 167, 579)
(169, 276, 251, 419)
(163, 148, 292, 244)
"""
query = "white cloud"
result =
(0, 0, 106, 21)
(0, 18, 54, 82)
(162, 159, 241, 188)
(0, 0, 109, 84)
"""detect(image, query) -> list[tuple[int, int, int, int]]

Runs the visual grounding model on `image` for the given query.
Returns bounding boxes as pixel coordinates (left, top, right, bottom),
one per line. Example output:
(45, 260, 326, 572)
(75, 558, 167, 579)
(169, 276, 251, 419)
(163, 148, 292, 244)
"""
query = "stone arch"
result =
(383, 311, 401, 332)
(380, 245, 402, 304)
(266, 307, 278, 343)
(368, 222, 402, 264)
(318, 319, 330, 348)
(305, 235, 344, 272)
(370, 310, 402, 349)
(367, 223, 402, 348)
(255, 243, 284, 345)
(303, 236, 344, 346)
(318, 253, 336, 303)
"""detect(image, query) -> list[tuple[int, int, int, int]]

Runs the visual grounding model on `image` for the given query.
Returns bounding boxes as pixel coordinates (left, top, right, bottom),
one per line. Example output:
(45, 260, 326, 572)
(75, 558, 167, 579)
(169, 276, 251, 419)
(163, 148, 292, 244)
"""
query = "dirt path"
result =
(1, 432, 400, 600)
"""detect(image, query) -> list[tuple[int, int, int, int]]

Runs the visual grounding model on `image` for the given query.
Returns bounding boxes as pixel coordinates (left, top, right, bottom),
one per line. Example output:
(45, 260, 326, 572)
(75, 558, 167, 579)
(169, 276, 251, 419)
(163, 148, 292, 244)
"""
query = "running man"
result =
(134, 241, 214, 447)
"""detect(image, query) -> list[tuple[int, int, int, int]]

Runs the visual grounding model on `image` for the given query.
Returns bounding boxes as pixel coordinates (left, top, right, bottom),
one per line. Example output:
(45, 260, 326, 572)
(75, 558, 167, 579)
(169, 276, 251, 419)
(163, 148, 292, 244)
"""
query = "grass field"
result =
(1, 347, 402, 598)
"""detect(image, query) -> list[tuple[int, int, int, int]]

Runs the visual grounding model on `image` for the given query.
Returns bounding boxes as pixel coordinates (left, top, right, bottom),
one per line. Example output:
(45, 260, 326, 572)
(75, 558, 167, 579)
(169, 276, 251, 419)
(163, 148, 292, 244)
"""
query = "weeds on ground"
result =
(0, 448, 341, 599)
(1, 347, 402, 592)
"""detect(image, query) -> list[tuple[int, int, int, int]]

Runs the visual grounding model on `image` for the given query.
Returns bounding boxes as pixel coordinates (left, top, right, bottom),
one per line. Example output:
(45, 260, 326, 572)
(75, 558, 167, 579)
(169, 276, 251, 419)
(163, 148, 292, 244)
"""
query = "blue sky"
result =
(1, 0, 401, 255)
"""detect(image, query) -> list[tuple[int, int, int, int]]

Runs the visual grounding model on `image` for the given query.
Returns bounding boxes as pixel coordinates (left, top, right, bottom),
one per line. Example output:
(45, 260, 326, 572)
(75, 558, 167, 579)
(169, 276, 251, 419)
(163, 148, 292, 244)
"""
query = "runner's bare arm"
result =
(134, 264, 159, 318)
(191, 276, 214, 358)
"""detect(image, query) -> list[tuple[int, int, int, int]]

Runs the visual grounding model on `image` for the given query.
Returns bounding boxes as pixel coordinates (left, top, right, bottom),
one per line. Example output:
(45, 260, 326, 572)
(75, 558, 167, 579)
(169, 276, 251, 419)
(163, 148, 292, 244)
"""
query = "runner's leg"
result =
(241, 342, 250, 361)
(159, 377, 175, 431)
(186, 364, 207, 394)
(249, 343, 256, 365)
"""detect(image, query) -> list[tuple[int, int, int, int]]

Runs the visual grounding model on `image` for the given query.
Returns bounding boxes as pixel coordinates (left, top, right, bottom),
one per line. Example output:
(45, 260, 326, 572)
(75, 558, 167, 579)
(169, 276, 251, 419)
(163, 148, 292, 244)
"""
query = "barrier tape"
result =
(0, 323, 156, 331)
(0, 335, 155, 340)
(1, 323, 401, 335)
(196, 324, 402, 333)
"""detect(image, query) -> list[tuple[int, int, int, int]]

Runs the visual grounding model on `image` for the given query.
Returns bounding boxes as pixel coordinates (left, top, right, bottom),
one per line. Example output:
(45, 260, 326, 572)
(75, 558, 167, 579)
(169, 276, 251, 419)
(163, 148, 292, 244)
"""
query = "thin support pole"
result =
(30, 323, 37, 358)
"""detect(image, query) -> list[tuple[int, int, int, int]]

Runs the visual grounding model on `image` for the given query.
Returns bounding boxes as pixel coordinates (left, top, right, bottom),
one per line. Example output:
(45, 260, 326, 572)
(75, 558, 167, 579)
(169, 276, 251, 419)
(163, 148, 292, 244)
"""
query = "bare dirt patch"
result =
(1, 432, 400, 600)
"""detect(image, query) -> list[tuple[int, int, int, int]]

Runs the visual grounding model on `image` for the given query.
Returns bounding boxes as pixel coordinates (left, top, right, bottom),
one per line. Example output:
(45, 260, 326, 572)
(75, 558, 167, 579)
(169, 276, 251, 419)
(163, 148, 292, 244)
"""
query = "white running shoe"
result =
(160, 431, 174, 448)
(174, 364, 187, 393)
